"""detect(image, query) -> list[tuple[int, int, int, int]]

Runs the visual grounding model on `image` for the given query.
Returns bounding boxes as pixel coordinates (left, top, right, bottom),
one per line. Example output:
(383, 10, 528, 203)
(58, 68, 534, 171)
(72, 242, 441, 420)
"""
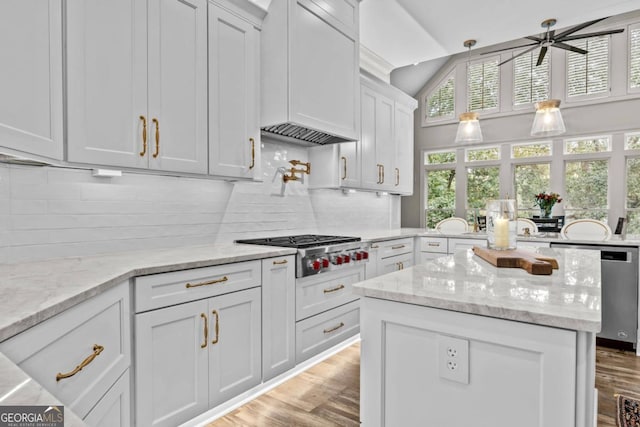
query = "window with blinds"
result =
(467, 58, 499, 112)
(425, 73, 455, 120)
(630, 25, 640, 90)
(514, 51, 549, 105)
(566, 36, 609, 97)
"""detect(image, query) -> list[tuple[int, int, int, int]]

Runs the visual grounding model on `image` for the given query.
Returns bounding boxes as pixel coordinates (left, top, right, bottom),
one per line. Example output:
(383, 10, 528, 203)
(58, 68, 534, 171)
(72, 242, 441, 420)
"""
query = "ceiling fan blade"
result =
(553, 42, 588, 55)
(525, 35, 544, 42)
(536, 46, 548, 66)
(553, 17, 608, 40)
(481, 42, 539, 55)
(558, 28, 625, 42)
(498, 45, 539, 66)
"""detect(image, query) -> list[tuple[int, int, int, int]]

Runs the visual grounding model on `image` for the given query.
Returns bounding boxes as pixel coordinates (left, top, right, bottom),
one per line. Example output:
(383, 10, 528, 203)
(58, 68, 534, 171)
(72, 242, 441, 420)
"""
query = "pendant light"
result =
(455, 39, 483, 143)
(531, 99, 566, 136)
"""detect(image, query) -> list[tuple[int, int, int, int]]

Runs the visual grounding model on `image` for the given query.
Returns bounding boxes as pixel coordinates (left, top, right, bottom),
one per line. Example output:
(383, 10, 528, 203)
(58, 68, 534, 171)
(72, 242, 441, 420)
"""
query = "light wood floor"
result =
(210, 342, 640, 426)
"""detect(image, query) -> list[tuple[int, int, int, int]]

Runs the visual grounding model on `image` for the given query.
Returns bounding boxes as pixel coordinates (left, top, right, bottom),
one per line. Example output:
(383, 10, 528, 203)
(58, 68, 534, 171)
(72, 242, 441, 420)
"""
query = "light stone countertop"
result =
(353, 227, 640, 247)
(0, 243, 296, 342)
(0, 243, 296, 420)
(353, 247, 602, 332)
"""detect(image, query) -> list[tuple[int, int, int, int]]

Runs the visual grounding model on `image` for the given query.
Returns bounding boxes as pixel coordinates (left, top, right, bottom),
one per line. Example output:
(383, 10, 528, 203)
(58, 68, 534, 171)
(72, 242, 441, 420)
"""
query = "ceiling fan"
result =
(482, 17, 625, 66)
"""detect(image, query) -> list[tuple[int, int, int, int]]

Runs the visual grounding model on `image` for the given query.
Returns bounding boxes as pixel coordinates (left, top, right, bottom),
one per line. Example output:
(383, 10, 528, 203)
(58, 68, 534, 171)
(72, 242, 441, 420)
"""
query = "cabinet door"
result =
(262, 256, 295, 381)
(209, 3, 260, 179)
(83, 370, 131, 427)
(361, 85, 394, 190)
(290, 0, 359, 141)
(209, 287, 262, 407)
(135, 299, 209, 427)
(66, 0, 147, 168)
(340, 141, 361, 188)
(393, 102, 414, 195)
(147, 0, 208, 174)
(0, 0, 63, 160)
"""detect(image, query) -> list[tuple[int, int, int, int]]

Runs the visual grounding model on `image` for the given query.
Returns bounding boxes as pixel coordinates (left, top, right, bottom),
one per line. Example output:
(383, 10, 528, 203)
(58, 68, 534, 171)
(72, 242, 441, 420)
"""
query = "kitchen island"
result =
(353, 246, 601, 427)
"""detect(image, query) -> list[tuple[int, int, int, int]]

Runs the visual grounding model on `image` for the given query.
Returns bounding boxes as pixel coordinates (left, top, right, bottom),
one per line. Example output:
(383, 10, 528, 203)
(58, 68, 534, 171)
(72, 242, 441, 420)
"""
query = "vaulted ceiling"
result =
(359, 0, 640, 95)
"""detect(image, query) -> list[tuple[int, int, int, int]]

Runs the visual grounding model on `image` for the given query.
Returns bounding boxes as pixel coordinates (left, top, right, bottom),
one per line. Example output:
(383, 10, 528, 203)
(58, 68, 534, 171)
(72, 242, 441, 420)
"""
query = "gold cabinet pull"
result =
(376, 164, 382, 184)
(323, 284, 345, 294)
(400, 262, 404, 270)
(341, 156, 347, 180)
(273, 259, 288, 265)
(249, 138, 255, 170)
(152, 118, 160, 158)
(211, 309, 220, 344)
(323, 322, 345, 334)
(200, 313, 208, 349)
(139, 116, 147, 156)
(56, 344, 104, 382)
(395, 168, 400, 186)
(185, 276, 228, 289)
(371, 244, 379, 249)
(428, 242, 440, 247)
(381, 164, 385, 183)
(391, 244, 405, 250)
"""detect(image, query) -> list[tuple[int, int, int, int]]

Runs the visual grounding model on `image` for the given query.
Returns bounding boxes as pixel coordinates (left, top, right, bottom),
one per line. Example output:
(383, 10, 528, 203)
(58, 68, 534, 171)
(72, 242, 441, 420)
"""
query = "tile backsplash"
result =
(0, 141, 399, 263)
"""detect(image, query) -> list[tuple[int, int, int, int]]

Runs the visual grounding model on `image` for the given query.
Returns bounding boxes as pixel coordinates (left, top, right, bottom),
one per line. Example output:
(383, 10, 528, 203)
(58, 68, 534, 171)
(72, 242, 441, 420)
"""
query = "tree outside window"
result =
(564, 159, 609, 221)
(515, 163, 551, 217)
(425, 169, 456, 228)
(466, 166, 500, 221)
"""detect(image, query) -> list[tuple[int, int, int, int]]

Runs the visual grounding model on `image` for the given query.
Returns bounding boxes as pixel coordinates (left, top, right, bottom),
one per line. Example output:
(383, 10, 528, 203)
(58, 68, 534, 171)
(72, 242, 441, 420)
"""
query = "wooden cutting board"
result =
(472, 246, 559, 275)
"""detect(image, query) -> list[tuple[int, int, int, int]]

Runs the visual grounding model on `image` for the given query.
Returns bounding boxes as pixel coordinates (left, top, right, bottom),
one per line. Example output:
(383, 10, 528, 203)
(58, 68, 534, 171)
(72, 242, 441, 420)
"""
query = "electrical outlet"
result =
(437, 334, 469, 384)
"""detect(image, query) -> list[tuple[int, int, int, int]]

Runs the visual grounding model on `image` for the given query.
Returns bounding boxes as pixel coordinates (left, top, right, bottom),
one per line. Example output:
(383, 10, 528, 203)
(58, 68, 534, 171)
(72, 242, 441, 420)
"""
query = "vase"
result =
(540, 205, 553, 218)
(487, 199, 517, 250)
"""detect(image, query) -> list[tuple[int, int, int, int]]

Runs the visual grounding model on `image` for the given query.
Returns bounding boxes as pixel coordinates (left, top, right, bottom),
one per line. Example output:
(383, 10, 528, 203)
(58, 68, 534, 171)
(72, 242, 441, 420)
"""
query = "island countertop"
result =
(353, 246, 601, 332)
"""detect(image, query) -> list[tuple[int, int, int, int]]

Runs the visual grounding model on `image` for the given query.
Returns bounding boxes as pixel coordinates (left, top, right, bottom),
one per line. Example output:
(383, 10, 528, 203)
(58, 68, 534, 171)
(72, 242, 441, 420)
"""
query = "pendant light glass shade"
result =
(531, 99, 566, 136)
(455, 112, 483, 143)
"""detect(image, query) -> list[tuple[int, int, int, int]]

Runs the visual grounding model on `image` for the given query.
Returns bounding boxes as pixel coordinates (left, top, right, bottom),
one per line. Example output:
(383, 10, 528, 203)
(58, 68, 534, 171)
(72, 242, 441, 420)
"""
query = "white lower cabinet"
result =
(360, 297, 581, 427)
(84, 370, 131, 427)
(367, 238, 415, 278)
(0, 282, 131, 424)
(134, 263, 262, 427)
(262, 256, 296, 381)
(448, 237, 484, 254)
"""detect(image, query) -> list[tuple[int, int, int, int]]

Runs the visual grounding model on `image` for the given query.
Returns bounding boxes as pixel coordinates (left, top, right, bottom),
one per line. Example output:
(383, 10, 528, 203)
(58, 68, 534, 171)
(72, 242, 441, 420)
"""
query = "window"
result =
(514, 163, 551, 217)
(466, 166, 500, 220)
(564, 159, 609, 221)
(511, 142, 552, 158)
(425, 74, 455, 120)
(626, 157, 640, 234)
(425, 150, 457, 228)
(425, 169, 456, 228)
(467, 58, 499, 112)
(630, 25, 640, 91)
(626, 133, 640, 150)
(514, 51, 550, 105)
(567, 36, 609, 98)
(564, 136, 611, 154)
(466, 146, 500, 162)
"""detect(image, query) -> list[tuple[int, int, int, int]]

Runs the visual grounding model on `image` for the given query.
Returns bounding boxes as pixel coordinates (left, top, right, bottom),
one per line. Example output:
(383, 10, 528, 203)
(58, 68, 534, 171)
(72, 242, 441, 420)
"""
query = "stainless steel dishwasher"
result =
(551, 243, 638, 346)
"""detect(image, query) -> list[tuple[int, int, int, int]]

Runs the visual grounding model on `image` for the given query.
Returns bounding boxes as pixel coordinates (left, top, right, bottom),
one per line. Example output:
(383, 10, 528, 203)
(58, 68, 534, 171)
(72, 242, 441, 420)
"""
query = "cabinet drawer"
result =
(0, 282, 130, 419)
(83, 369, 131, 427)
(134, 260, 261, 312)
(379, 252, 414, 276)
(373, 238, 414, 259)
(420, 237, 448, 253)
(296, 266, 363, 321)
(296, 300, 359, 363)
(448, 238, 485, 254)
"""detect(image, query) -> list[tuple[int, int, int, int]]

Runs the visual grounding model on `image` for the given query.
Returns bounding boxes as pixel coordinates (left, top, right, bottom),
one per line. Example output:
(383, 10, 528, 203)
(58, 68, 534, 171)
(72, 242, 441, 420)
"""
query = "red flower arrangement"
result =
(534, 192, 562, 218)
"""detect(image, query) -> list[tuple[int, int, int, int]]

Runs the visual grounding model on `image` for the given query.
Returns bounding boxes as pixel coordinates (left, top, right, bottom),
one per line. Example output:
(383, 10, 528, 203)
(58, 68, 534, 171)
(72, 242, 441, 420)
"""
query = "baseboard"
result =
(179, 334, 361, 427)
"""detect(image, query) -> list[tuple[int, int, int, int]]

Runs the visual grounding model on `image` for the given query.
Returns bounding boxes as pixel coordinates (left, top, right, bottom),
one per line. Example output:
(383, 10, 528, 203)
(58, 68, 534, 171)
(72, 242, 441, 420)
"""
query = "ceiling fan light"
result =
(531, 99, 565, 136)
(455, 112, 483, 143)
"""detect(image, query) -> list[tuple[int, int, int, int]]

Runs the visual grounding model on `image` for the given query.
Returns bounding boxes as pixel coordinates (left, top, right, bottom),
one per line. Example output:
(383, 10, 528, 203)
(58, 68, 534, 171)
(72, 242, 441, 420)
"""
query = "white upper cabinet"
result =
(0, 0, 63, 160)
(394, 102, 415, 195)
(261, 0, 360, 141)
(66, 0, 207, 174)
(308, 140, 361, 189)
(208, 1, 262, 179)
(360, 75, 417, 195)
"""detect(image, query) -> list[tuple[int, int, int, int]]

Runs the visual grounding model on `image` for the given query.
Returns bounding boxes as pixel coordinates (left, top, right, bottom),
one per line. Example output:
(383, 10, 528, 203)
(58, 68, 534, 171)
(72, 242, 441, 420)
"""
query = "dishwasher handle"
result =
(601, 251, 629, 262)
